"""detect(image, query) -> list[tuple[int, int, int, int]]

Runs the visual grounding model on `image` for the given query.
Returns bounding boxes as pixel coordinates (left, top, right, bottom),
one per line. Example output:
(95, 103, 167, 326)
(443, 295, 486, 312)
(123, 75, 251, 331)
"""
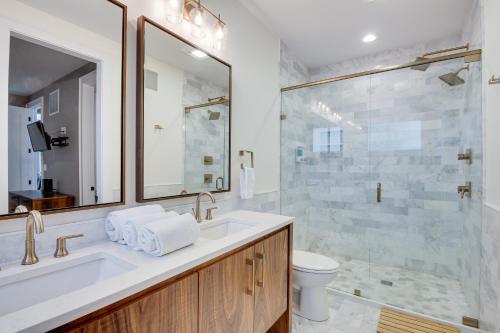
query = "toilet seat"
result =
(293, 250, 339, 274)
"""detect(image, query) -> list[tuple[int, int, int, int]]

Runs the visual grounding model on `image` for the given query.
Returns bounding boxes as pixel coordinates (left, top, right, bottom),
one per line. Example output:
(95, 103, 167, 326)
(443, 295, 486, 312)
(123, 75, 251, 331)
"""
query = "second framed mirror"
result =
(137, 16, 231, 202)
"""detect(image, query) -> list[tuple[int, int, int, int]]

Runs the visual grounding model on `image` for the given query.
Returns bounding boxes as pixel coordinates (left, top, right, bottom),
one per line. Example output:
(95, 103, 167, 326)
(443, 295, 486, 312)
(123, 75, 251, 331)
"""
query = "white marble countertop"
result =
(0, 210, 293, 333)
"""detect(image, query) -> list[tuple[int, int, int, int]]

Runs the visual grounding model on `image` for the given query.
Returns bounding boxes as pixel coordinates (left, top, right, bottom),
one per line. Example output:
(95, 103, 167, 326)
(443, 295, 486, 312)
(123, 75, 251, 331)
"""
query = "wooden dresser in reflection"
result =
(9, 190, 75, 212)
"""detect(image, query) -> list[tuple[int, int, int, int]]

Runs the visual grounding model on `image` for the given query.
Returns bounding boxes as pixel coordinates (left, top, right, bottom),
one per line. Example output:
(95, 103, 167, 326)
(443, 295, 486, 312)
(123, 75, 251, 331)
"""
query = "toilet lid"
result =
(293, 250, 339, 273)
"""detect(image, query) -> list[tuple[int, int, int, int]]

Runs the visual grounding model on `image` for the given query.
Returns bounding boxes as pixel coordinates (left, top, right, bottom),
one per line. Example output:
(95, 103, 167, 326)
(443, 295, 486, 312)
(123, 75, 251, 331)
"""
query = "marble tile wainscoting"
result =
(0, 191, 279, 266)
(480, 204, 500, 332)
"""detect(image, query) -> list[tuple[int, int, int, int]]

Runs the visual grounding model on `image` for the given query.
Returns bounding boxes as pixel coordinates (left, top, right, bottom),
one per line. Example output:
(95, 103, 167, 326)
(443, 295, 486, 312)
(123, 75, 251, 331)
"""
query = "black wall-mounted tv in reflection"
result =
(27, 121, 52, 152)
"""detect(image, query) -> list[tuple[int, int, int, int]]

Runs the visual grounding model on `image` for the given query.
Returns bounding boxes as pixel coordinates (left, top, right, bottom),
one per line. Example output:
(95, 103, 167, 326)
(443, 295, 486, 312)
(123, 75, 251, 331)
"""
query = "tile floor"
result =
(328, 256, 472, 323)
(292, 292, 380, 333)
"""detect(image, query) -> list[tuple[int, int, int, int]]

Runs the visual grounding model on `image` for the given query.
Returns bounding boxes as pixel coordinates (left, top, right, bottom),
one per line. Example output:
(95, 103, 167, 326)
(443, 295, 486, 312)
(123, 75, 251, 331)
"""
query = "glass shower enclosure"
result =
(281, 54, 482, 325)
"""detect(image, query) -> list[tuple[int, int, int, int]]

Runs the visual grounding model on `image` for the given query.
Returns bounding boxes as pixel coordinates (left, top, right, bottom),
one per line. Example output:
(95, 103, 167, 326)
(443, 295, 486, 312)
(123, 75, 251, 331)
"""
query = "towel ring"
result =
(239, 150, 254, 170)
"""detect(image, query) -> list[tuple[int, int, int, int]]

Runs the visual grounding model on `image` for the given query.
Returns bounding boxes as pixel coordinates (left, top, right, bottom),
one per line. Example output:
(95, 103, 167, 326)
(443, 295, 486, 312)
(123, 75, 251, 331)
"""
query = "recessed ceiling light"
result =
(191, 49, 208, 58)
(362, 34, 377, 43)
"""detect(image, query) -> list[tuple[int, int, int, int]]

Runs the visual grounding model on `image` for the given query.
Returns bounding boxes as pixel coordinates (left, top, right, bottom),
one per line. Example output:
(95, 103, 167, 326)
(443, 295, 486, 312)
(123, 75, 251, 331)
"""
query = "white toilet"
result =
(292, 250, 339, 322)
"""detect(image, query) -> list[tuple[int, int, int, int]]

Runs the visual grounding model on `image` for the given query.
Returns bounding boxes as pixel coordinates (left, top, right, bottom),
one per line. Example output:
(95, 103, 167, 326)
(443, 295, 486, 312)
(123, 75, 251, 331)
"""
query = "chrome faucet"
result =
(22, 210, 45, 265)
(194, 192, 216, 223)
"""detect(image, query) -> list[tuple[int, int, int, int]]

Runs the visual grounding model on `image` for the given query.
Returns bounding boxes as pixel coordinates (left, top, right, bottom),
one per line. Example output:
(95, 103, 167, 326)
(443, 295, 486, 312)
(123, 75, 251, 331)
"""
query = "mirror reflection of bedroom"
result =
(8, 35, 98, 213)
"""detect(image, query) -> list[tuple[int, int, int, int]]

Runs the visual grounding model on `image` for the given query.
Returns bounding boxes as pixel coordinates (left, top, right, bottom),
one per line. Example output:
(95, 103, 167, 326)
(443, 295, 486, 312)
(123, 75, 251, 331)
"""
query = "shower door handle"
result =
(376, 182, 382, 203)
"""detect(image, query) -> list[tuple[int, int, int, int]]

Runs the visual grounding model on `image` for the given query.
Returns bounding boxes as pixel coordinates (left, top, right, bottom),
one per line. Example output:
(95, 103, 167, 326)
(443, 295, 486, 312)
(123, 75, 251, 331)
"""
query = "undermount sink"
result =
(200, 218, 261, 240)
(0, 253, 135, 317)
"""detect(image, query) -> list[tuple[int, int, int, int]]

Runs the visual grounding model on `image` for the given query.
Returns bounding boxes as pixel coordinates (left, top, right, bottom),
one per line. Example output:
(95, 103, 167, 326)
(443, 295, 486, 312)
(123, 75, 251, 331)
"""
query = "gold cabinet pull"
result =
(256, 253, 265, 288)
(376, 182, 382, 203)
(246, 258, 255, 296)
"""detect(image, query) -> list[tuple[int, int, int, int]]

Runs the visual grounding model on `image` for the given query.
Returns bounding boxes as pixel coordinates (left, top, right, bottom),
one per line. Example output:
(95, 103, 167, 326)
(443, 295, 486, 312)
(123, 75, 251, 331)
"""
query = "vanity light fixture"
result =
(191, 49, 208, 58)
(176, 0, 227, 48)
(362, 34, 377, 43)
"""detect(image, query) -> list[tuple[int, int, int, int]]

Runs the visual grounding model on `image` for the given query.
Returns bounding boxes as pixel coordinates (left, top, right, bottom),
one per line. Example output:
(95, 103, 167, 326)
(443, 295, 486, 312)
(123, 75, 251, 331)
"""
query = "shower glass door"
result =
(280, 56, 482, 325)
(281, 75, 373, 295)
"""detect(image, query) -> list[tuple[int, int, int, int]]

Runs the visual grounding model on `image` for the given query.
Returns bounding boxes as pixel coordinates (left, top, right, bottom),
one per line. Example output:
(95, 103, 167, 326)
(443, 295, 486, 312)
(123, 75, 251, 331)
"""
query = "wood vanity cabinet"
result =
(253, 230, 289, 333)
(64, 273, 199, 333)
(198, 230, 289, 333)
(53, 226, 292, 333)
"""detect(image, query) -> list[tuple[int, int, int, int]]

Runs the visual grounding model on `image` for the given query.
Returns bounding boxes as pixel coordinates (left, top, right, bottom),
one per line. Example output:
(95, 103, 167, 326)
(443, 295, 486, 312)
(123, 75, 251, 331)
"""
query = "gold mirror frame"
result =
(136, 16, 232, 202)
(0, 0, 127, 220)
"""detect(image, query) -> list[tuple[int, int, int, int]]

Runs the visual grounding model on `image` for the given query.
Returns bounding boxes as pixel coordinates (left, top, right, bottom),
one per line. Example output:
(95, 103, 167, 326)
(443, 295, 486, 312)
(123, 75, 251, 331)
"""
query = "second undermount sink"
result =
(200, 218, 261, 240)
(0, 253, 136, 317)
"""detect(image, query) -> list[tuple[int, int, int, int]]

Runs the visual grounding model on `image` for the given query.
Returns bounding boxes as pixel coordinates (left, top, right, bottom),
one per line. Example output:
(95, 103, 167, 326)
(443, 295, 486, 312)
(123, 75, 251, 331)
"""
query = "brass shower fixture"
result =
(457, 182, 472, 199)
(411, 44, 470, 72)
(439, 65, 470, 86)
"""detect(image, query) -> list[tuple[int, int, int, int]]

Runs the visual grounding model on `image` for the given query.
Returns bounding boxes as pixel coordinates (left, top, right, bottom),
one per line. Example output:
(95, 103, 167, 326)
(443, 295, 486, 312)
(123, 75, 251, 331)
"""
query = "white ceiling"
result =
(9, 36, 90, 96)
(241, 0, 473, 69)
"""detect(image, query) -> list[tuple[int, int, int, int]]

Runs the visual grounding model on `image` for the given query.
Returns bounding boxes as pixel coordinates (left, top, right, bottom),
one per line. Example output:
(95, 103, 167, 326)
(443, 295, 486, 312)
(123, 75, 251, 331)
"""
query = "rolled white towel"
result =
(123, 211, 179, 249)
(105, 205, 164, 243)
(138, 213, 200, 256)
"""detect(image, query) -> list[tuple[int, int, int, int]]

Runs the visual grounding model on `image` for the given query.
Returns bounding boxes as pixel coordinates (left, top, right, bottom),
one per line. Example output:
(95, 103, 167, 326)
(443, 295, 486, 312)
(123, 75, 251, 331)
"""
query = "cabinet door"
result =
(254, 230, 289, 333)
(199, 247, 255, 333)
(68, 273, 198, 333)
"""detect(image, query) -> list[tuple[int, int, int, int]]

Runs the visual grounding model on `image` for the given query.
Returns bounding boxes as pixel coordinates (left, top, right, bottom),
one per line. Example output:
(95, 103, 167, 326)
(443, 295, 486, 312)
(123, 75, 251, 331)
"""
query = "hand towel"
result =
(240, 167, 255, 199)
(137, 213, 200, 256)
(123, 211, 179, 249)
(105, 205, 164, 243)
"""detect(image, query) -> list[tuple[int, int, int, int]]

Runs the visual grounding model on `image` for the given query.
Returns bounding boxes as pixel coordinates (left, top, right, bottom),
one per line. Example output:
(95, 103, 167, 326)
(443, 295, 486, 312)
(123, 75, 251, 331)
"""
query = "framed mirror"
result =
(0, 0, 126, 219)
(137, 16, 231, 202)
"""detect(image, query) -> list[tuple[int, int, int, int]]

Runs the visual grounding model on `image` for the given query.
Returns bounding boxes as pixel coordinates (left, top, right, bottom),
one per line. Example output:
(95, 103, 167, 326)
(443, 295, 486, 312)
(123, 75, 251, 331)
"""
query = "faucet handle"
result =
(54, 234, 84, 258)
(205, 207, 218, 220)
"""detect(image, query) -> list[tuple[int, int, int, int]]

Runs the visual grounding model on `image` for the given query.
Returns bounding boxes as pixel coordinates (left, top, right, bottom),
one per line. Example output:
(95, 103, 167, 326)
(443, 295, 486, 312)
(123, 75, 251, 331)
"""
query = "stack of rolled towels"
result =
(105, 205, 200, 257)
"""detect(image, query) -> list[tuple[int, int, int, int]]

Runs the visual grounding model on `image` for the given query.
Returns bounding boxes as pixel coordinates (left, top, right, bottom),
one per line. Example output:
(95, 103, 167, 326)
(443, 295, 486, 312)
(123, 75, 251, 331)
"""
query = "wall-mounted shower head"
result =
(410, 57, 431, 71)
(208, 110, 220, 120)
(439, 65, 469, 86)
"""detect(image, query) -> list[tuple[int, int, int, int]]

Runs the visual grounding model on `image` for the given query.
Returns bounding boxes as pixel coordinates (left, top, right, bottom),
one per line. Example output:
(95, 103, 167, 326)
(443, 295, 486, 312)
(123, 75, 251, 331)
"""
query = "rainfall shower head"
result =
(208, 110, 220, 120)
(410, 57, 431, 72)
(439, 65, 469, 86)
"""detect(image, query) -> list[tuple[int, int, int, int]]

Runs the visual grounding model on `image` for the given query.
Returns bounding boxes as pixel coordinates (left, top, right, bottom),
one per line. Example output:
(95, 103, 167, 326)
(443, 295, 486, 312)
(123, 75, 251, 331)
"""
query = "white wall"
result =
(143, 56, 185, 197)
(483, 0, 500, 210)
(481, 0, 500, 331)
(0, 0, 281, 232)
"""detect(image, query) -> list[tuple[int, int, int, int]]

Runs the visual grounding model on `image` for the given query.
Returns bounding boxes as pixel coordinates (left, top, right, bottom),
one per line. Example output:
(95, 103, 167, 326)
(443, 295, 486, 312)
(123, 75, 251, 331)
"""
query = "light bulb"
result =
(190, 6, 204, 27)
(215, 22, 224, 39)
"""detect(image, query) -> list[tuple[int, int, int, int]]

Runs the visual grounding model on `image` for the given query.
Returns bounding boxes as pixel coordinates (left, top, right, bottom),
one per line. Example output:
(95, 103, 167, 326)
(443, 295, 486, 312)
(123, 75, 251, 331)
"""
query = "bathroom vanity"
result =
(0, 211, 293, 333)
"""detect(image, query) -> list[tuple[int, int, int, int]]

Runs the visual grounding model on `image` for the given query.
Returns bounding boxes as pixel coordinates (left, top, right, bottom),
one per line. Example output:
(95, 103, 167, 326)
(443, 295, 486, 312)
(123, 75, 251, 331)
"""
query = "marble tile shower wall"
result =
(282, 57, 483, 281)
(459, 61, 483, 317)
(183, 73, 229, 193)
(459, 0, 483, 317)
(280, 41, 312, 250)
